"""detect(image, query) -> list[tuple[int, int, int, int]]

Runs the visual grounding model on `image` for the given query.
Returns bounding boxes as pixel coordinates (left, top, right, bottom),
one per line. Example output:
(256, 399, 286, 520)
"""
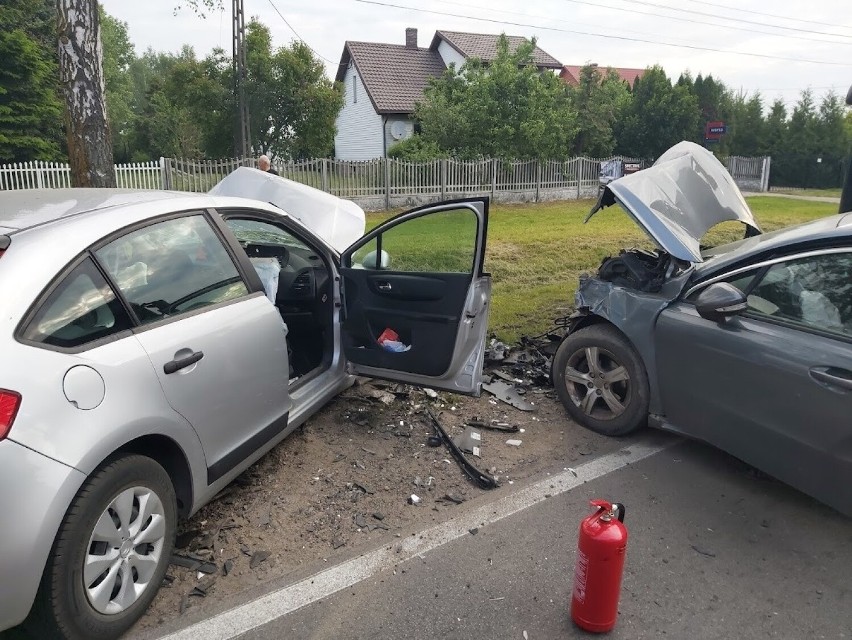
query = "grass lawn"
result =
(770, 188, 842, 198)
(365, 196, 839, 343)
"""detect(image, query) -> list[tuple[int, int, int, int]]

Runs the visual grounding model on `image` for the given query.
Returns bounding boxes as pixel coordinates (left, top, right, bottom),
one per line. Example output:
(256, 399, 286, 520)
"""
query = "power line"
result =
(679, 0, 852, 33)
(563, 0, 852, 47)
(619, 0, 852, 40)
(438, 0, 852, 48)
(265, 0, 336, 63)
(353, 0, 852, 67)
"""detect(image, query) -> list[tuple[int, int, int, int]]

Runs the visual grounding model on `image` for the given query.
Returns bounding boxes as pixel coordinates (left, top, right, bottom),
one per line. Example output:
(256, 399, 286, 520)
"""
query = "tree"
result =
(569, 65, 630, 157)
(762, 98, 787, 158)
(615, 66, 699, 159)
(57, 0, 115, 187)
(0, 0, 63, 162)
(244, 20, 342, 159)
(129, 46, 232, 159)
(415, 35, 577, 159)
(100, 8, 136, 162)
(727, 92, 764, 157)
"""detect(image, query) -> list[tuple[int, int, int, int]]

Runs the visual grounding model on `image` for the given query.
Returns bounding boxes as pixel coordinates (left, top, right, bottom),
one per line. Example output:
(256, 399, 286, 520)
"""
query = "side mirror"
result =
(695, 282, 747, 322)
(361, 249, 390, 270)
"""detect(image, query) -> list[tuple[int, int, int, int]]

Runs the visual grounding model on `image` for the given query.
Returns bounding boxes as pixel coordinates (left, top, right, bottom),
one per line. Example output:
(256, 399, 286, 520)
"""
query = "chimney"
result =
(405, 28, 417, 48)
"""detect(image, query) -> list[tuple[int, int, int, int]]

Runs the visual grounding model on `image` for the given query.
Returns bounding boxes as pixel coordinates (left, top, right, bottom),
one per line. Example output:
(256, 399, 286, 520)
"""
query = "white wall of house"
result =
(437, 40, 466, 71)
(384, 116, 415, 154)
(334, 63, 384, 161)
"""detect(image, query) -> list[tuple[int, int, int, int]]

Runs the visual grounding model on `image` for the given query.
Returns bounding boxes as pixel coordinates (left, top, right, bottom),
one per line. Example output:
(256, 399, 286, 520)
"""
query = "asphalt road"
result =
(156, 437, 852, 640)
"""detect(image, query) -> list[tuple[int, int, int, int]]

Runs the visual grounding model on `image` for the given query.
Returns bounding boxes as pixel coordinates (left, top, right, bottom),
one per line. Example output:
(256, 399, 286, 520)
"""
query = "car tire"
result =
(27, 455, 176, 640)
(553, 324, 649, 437)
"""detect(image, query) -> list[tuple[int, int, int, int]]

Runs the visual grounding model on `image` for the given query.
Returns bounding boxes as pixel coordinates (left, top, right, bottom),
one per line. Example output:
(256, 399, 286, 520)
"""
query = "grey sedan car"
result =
(553, 141, 851, 516)
(0, 174, 491, 639)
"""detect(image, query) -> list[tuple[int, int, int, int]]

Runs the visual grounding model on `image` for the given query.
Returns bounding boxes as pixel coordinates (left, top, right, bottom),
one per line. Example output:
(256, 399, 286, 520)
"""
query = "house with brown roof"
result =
(333, 28, 562, 160)
(560, 64, 645, 89)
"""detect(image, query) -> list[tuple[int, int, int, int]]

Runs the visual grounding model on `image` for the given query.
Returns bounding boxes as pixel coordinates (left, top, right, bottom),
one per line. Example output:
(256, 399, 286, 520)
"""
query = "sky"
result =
(99, 0, 852, 112)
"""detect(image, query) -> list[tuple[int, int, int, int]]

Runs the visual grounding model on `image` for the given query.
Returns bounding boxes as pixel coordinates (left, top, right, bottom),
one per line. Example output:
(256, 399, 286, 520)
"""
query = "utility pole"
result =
(232, 0, 250, 159)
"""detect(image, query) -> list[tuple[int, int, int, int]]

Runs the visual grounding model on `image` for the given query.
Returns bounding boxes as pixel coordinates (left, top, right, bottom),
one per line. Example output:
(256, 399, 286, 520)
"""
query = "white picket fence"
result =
(0, 155, 771, 211)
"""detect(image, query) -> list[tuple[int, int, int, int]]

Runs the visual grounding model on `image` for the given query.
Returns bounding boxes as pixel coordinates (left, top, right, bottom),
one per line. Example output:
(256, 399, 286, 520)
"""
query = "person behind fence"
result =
(257, 154, 278, 175)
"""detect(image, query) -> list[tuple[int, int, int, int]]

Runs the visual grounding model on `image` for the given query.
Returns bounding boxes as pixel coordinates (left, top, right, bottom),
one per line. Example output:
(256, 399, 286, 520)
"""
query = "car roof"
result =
(0, 189, 191, 232)
(696, 212, 852, 276)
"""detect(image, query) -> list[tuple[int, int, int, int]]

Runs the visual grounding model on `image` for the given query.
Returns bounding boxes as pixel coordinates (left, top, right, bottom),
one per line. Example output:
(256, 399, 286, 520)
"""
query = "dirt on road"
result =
(136, 346, 621, 634)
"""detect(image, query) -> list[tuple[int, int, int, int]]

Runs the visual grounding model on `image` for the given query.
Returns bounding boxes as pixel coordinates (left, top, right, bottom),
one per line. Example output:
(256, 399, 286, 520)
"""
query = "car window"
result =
(350, 208, 477, 273)
(227, 218, 312, 253)
(740, 253, 852, 337)
(96, 215, 248, 325)
(21, 258, 133, 348)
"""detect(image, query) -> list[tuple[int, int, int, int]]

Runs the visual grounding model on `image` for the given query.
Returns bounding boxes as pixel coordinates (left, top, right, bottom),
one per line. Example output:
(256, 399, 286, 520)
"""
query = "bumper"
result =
(0, 440, 85, 631)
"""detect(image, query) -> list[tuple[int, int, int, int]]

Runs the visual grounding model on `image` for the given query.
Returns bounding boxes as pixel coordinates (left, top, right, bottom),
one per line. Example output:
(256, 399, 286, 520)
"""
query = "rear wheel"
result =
(553, 324, 649, 436)
(28, 455, 176, 640)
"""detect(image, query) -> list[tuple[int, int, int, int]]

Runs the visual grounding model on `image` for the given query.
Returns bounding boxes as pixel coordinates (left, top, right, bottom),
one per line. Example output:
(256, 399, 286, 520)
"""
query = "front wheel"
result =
(552, 324, 649, 436)
(28, 455, 176, 640)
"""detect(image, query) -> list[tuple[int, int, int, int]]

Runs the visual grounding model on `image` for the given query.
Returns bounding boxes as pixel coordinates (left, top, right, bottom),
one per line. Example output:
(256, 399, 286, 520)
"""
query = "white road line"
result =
(154, 438, 671, 640)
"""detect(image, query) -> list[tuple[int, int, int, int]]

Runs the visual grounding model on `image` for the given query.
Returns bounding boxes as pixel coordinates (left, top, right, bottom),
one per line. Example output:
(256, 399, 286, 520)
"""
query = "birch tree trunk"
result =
(56, 0, 115, 187)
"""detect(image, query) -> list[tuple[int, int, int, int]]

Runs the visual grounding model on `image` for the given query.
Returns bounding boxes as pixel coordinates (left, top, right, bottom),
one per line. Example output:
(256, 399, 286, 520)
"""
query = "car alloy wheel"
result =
(552, 324, 649, 437)
(84, 486, 168, 614)
(563, 345, 631, 420)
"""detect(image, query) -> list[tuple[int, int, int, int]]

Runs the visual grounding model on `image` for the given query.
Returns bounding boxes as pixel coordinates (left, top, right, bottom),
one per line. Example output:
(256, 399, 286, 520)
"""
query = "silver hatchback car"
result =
(0, 171, 491, 639)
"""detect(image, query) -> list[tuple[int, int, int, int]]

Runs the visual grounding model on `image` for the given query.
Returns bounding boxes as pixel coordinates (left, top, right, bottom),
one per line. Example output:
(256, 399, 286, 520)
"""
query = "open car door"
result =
(339, 198, 491, 395)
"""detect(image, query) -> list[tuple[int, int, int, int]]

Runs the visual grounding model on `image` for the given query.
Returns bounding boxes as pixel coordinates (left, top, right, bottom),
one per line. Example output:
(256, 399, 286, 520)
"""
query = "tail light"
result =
(0, 390, 21, 440)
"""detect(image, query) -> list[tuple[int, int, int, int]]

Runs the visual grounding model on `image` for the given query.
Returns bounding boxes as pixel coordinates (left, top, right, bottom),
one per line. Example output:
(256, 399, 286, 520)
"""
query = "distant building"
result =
(334, 28, 562, 160)
(560, 64, 645, 89)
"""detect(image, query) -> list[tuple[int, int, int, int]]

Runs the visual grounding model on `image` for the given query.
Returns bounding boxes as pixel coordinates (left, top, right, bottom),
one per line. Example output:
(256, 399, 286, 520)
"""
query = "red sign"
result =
(705, 121, 726, 140)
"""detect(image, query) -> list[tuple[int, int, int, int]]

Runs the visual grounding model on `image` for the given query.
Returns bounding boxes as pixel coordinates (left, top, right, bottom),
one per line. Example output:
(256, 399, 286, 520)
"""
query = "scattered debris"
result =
(427, 408, 498, 490)
(482, 380, 536, 412)
(467, 419, 520, 434)
(469, 527, 479, 535)
(222, 559, 235, 576)
(567, 468, 578, 478)
(426, 435, 443, 447)
(175, 530, 201, 549)
(161, 574, 175, 588)
(453, 426, 482, 458)
(353, 481, 375, 495)
(189, 575, 217, 598)
(440, 493, 466, 504)
(372, 512, 385, 521)
(505, 439, 523, 447)
(424, 388, 439, 398)
(408, 494, 422, 505)
(354, 513, 368, 529)
(250, 550, 270, 569)
(332, 536, 346, 550)
(170, 553, 217, 575)
(691, 545, 716, 558)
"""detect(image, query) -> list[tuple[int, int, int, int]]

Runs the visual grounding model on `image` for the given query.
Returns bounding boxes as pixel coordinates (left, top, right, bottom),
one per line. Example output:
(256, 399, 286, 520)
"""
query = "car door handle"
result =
(376, 281, 392, 291)
(809, 367, 852, 391)
(164, 351, 204, 375)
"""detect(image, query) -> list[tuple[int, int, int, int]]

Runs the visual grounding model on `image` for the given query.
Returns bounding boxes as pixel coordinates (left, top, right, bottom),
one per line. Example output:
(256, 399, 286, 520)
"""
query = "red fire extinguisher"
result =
(571, 499, 628, 633)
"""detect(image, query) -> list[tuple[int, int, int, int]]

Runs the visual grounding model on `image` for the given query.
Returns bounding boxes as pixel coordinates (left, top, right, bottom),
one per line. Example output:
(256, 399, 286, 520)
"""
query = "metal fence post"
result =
(159, 157, 172, 190)
(440, 159, 447, 200)
(384, 158, 391, 210)
(491, 158, 497, 199)
(762, 156, 772, 192)
(322, 158, 329, 193)
(535, 162, 541, 202)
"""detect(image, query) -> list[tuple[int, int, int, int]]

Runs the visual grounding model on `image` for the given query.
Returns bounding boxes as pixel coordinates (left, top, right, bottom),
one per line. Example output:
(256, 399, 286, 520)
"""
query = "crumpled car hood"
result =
(586, 141, 761, 263)
(211, 167, 366, 253)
